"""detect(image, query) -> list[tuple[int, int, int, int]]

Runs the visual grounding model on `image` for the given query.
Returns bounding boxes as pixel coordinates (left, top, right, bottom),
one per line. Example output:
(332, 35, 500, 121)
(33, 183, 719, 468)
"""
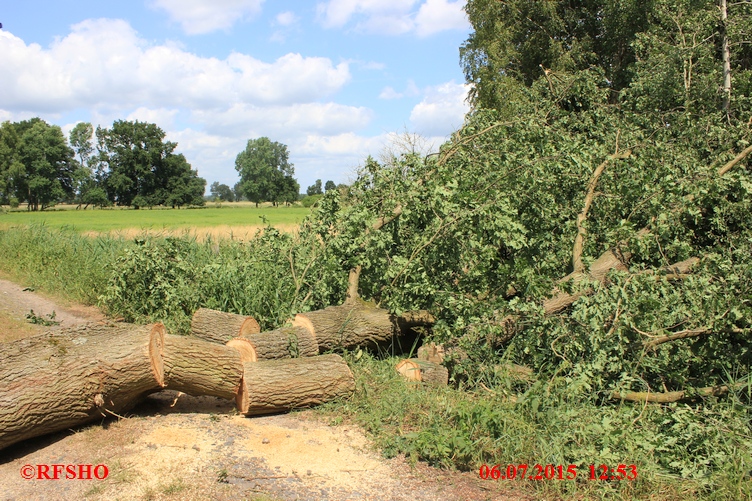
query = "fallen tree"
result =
(0, 323, 165, 451)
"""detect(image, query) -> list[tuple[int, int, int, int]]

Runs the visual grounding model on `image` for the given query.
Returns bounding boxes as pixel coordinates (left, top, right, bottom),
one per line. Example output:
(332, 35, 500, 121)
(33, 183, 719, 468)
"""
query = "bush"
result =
(301, 194, 323, 208)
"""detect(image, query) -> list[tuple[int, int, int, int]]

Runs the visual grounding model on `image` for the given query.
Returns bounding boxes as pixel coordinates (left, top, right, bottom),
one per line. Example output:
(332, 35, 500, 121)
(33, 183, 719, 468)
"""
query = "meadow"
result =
(0, 202, 309, 240)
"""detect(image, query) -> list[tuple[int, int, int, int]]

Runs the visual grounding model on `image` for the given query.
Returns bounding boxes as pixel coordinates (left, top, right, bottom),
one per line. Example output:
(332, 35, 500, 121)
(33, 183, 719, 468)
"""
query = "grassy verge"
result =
(318, 353, 752, 501)
(0, 225, 749, 500)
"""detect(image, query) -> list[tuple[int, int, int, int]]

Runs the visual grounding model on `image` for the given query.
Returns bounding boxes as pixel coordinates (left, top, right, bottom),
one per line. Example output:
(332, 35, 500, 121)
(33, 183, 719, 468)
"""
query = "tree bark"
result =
(611, 381, 745, 403)
(721, 0, 732, 117)
(291, 299, 398, 352)
(0, 323, 165, 451)
(190, 308, 261, 344)
(395, 359, 449, 387)
(242, 326, 319, 360)
(235, 354, 355, 416)
(159, 334, 244, 400)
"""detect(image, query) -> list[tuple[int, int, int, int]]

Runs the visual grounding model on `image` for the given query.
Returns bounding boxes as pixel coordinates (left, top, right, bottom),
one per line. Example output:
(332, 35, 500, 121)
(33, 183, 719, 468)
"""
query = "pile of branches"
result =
(298, 103, 752, 402)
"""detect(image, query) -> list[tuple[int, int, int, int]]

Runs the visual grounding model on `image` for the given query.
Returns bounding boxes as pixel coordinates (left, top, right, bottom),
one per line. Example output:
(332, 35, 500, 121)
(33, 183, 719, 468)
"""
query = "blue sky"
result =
(0, 1, 471, 192)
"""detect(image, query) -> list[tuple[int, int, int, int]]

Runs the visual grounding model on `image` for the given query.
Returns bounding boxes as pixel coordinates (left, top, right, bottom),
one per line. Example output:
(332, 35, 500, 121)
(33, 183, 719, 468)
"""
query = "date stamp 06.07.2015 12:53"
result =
(479, 463, 637, 481)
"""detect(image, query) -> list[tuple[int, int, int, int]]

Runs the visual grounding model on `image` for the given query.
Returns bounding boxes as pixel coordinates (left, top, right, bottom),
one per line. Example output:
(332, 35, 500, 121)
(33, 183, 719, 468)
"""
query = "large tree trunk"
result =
(235, 354, 355, 416)
(190, 308, 261, 344)
(291, 299, 398, 352)
(241, 326, 319, 360)
(0, 323, 165, 451)
(159, 333, 244, 400)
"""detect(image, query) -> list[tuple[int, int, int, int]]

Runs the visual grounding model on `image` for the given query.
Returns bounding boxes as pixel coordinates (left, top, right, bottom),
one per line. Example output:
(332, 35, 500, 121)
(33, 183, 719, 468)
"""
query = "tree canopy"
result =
(95, 120, 205, 208)
(235, 137, 299, 207)
(461, 0, 752, 118)
(210, 182, 234, 202)
(306, 179, 323, 196)
(0, 118, 75, 210)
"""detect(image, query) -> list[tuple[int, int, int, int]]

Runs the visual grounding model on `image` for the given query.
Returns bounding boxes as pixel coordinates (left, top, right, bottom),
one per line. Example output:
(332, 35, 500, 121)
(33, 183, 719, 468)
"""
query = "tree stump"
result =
(0, 323, 165, 451)
(190, 308, 261, 344)
(236, 354, 355, 416)
(396, 359, 449, 387)
(291, 300, 398, 352)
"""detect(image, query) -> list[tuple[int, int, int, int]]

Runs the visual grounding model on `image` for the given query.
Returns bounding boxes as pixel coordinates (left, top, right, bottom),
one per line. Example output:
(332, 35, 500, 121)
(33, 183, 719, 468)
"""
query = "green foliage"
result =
(209, 182, 234, 202)
(25, 309, 60, 326)
(0, 118, 76, 210)
(323, 354, 752, 500)
(300, 194, 323, 208)
(0, 225, 122, 304)
(235, 137, 299, 207)
(306, 179, 323, 196)
(96, 120, 205, 208)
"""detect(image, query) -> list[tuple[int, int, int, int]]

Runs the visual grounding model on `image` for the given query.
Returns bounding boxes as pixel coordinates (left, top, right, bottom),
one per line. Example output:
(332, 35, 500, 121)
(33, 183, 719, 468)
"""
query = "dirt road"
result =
(0, 278, 528, 501)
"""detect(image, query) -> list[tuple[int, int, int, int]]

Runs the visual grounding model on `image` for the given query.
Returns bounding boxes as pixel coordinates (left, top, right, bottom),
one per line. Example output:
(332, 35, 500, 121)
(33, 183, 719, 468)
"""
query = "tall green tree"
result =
(0, 121, 23, 205)
(96, 120, 205, 208)
(306, 179, 323, 196)
(69, 122, 100, 208)
(461, 0, 752, 119)
(3, 118, 76, 210)
(235, 137, 298, 207)
(210, 182, 235, 202)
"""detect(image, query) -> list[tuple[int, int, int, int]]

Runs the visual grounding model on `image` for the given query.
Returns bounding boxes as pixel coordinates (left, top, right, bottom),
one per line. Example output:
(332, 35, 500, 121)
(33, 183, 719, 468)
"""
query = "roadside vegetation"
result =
(1, 1, 751, 499)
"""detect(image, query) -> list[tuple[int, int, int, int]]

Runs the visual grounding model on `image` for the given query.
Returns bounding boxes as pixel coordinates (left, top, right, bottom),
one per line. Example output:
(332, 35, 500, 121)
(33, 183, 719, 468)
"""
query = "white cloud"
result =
(275, 11, 299, 27)
(316, 0, 468, 36)
(0, 20, 351, 113)
(193, 102, 373, 138)
(409, 80, 470, 136)
(379, 86, 403, 99)
(150, 0, 264, 34)
(379, 79, 420, 99)
(126, 107, 180, 130)
(415, 0, 469, 37)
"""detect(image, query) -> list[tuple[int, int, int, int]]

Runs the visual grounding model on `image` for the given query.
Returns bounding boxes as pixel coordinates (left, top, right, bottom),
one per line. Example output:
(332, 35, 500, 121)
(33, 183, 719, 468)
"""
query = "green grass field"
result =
(0, 202, 310, 238)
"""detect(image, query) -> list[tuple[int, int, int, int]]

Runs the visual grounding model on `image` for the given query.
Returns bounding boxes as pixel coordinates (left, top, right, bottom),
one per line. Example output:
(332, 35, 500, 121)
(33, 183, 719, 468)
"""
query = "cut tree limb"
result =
(159, 334, 244, 400)
(395, 359, 449, 387)
(572, 137, 631, 273)
(235, 354, 355, 415)
(346, 205, 404, 302)
(291, 299, 398, 352)
(612, 381, 747, 403)
(0, 323, 165, 451)
(242, 325, 319, 360)
(190, 308, 261, 344)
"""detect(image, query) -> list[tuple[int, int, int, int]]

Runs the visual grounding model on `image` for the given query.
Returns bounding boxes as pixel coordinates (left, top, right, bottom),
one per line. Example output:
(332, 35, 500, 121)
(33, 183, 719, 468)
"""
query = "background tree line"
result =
(0, 118, 206, 210)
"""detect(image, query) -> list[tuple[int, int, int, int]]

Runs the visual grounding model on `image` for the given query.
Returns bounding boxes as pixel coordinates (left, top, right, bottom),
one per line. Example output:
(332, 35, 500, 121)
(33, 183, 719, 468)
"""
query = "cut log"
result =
(236, 354, 355, 416)
(242, 326, 319, 360)
(226, 337, 258, 362)
(0, 323, 165, 451)
(395, 359, 449, 387)
(291, 299, 398, 352)
(190, 308, 261, 344)
(160, 334, 244, 400)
